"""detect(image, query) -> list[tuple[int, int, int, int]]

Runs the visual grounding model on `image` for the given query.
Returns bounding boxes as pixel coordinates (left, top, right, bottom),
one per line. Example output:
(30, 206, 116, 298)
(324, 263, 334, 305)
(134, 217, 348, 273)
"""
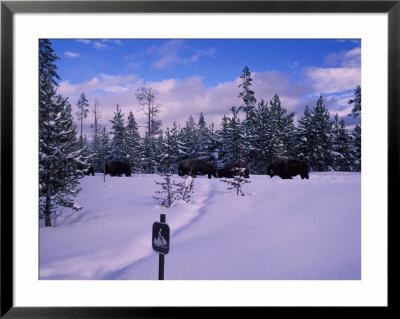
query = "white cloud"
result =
(93, 41, 108, 50)
(303, 67, 361, 94)
(64, 51, 80, 58)
(77, 39, 91, 45)
(342, 47, 361, 67)
(58, 66, 359, 136)
(149, 40, 216, 69)
(324, 46, 361, 68)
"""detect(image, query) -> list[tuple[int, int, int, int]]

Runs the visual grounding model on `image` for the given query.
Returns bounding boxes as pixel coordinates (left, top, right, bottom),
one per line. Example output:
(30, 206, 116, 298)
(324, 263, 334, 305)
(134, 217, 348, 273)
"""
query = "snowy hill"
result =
(39, 172, 361, 280)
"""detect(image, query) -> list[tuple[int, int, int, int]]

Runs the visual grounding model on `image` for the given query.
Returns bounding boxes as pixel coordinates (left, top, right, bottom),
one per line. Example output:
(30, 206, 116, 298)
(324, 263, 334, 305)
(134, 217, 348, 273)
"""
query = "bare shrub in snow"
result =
(220, 174, 251, 196)
(154, 171, 195, 207)
(173, 175, 195, 203)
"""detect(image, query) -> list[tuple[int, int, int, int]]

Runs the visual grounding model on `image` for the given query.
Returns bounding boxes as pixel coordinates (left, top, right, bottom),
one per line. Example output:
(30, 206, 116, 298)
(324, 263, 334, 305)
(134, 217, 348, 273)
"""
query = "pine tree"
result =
(136, 87, 161, 173)
(252, 95, 296, 173)
(76, 92, 89, 147)
(309, 95, 334, 171)
(216, 115, 230, 168)
(348, 85, 361, 172)
(196, 112, 211, 160)
(238, 66, 257, 119)
(162, 122, 185, 174)
(98, 126, 111, 170)
(181, 115, 198, 159)
(205, 122, 220, 167)
(351, 125, 361, 172)
(224, 106, 245, 165)
(90, 98, 102, 171)
(349, 85, 361, 119)
(155, 133, 166, 173)
(331, 114, 353, 171)
(297, 105, 313, 164)
(125, 111, 142, 173)
(39, 39, 89, 227)
(267, 94, 290, 162)
(237, 66, 257, 166)
(109, 104, 127, 162)
(253, 99, 271, 172)
(39, 39, 60, 87)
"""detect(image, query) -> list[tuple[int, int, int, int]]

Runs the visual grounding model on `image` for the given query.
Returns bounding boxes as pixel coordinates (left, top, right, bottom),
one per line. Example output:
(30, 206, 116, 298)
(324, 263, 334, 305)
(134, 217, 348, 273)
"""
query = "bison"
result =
(178, 158, 217, 179)
(104, 161, 131, 177)
(218, 161, 250, 178)
(267, 159, 309, 179)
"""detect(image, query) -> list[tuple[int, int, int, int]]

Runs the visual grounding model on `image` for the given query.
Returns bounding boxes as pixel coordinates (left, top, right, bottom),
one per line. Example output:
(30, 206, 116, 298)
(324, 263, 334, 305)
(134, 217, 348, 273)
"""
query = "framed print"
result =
(1, 0, 397, 317)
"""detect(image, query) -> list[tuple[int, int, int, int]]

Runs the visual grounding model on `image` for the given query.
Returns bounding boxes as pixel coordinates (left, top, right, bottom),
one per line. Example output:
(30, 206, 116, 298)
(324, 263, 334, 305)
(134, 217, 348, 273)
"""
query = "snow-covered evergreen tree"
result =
(179, 115, 199, 159)
(75, 92, 89, 147)
(216, 115, 230, 168)
(296, 105, 313, 164)
(308, 95, 334, 171)
(196, 112, 211, 160)
(125, 111, 142, 173)
(349, 85, 361, 119)
(237, 66, 257, 166)
(267, 94, 291, 161)
(251, 95, 296, 173)
(253, 99, 270, 172)
(39, 39, 89, 227)
(350, 125, 361, 172)
(90, 98, 102, 171)
(331, 114, 353, 171)
(109, 104, 127, 162)
(162, 122, 186, 174)
(136, 87, 162, 173)
(155, 133, 167, 173)
(142, 133, 158, 173)
(224, 106, 246, 165)
(97, 126, 111, 170)
(204, 122, 220, 167)
(238, 66, 257, 120)
(348, 85, 361, 172)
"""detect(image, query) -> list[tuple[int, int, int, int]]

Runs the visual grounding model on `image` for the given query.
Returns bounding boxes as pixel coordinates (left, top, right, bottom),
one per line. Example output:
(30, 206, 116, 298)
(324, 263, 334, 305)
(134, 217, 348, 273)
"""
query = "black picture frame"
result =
(1, 1, 397, 317)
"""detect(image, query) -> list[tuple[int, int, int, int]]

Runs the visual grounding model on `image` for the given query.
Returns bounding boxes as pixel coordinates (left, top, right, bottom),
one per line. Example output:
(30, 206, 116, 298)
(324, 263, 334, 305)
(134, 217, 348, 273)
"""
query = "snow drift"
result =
(39, 172, 361, 280)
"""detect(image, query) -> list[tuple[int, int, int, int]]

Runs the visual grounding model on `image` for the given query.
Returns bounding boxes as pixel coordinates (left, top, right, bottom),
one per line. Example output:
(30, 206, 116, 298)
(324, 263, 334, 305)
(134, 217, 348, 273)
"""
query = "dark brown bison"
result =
(105, 161, 131, 177)
(218, 162, 250, 178)
(267, 159, 309, 179)
(178, 158, 217, 179)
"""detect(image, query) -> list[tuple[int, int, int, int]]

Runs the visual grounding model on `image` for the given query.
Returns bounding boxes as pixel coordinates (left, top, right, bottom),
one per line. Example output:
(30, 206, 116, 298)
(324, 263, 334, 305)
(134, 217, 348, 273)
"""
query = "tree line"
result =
(81, 66, 361, 175)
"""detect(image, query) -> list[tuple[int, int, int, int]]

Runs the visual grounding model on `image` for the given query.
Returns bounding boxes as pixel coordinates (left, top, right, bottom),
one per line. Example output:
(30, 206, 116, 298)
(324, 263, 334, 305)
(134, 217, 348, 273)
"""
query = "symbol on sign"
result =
(152, 221, 170, 254)
(153, 228, 168, 249)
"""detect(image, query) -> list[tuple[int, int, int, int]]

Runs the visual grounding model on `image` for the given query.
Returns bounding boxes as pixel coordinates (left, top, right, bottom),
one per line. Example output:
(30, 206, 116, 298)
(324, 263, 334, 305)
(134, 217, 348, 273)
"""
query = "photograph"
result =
(39, 38, 362, 280)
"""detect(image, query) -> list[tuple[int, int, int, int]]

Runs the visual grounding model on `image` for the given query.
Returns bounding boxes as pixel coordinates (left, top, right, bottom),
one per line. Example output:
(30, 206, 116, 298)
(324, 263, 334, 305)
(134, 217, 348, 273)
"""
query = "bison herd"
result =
(85, 158, 310, 180)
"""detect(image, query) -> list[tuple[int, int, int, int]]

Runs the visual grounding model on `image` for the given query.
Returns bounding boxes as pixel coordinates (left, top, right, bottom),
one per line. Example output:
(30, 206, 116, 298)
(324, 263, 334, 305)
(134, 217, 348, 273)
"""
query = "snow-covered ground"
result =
(39, 172, 361, 280)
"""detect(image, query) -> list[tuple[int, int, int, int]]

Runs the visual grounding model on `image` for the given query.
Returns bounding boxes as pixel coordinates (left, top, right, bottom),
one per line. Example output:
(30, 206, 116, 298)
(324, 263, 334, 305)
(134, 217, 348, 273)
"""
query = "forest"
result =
(79, 67, 361, 175)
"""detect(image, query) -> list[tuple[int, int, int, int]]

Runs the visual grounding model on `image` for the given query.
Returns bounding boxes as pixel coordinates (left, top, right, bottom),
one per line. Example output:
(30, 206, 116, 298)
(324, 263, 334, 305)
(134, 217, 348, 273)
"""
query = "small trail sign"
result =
(152, 221, 170, 255)
(153, 214, 169, 280)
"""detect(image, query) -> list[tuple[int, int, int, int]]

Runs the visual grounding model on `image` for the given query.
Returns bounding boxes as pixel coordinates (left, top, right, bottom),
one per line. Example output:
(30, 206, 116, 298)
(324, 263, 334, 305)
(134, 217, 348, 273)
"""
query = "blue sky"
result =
(51, 39, 361, 134)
